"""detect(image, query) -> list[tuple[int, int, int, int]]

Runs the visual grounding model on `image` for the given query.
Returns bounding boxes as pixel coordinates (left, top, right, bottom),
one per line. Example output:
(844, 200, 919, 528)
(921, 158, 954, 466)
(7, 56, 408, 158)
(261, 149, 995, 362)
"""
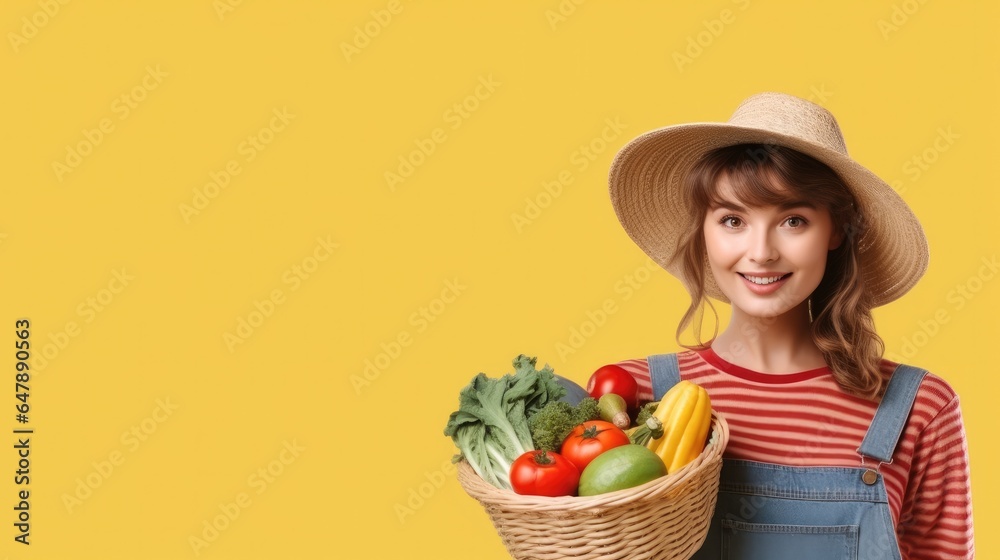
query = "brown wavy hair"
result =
(671, 143, 886, 400)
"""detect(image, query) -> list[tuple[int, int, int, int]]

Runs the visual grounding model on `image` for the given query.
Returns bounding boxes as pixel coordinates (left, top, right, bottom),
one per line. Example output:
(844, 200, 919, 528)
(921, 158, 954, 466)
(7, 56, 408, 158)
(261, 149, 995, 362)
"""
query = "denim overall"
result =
(649, 354, 927, 560)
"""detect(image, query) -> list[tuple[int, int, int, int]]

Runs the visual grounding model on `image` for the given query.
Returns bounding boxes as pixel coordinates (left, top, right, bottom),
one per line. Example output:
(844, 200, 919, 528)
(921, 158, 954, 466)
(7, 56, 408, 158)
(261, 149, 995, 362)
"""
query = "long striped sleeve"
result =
(896, 392, 974, 559)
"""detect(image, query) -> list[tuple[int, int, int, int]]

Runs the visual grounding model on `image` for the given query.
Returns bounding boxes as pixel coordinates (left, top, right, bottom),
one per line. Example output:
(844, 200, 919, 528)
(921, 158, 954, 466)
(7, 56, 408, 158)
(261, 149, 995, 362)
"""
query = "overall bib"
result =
(649, 354, 926, 560)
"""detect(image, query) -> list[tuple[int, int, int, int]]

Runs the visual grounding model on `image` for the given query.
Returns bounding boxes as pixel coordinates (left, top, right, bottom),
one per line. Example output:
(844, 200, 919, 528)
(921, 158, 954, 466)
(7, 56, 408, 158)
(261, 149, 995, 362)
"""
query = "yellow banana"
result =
(645, 380, 712, 473)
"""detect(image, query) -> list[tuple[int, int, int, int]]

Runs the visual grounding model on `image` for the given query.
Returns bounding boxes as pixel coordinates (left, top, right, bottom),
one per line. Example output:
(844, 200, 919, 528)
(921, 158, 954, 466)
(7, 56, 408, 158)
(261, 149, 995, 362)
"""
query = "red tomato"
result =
(509, 450, 580, 497)
(560, 420, 631, 472)
(586, 364, 639, 410)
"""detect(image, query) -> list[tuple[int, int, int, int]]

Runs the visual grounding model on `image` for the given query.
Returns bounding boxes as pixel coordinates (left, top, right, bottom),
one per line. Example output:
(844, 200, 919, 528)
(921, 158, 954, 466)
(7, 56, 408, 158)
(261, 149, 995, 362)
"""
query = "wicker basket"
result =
(457, 412, 729, 560)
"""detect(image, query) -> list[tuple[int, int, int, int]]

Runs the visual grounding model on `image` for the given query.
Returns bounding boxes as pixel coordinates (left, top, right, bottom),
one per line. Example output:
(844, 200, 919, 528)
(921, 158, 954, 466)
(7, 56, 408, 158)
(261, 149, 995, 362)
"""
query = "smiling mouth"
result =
(739, 273, 791, 285)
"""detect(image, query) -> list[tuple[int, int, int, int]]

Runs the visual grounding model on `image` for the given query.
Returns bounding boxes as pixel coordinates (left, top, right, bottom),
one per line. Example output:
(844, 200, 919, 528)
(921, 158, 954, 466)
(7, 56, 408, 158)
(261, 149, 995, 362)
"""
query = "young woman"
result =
(607, 93, 973, 559)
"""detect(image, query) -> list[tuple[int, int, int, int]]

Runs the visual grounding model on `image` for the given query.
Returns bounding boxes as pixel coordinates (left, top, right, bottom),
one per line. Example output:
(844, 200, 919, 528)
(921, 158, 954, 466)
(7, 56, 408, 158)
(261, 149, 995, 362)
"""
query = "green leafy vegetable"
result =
(444, 355, 566, 490)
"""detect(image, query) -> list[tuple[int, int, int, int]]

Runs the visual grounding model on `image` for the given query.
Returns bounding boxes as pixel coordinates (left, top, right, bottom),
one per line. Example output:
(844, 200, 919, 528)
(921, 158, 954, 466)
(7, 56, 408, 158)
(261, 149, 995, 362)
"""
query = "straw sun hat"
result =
(609, 92, 928, 308)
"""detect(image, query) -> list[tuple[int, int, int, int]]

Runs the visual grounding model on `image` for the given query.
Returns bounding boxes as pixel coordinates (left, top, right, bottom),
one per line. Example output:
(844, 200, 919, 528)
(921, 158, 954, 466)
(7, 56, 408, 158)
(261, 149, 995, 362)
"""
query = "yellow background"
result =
(1, 1, 995, 558)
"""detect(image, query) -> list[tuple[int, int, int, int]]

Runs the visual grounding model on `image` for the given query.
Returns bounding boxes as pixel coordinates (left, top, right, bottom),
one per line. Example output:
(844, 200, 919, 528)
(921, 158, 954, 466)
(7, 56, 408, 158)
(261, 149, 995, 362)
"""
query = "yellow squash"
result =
(645, 380, 712, 474)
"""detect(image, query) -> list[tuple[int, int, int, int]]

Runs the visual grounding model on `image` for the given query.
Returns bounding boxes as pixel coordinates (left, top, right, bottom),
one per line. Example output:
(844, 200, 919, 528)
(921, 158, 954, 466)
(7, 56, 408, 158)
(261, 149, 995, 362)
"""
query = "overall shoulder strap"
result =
(857, 364, 928, 464)
(648, 353, 681, 401)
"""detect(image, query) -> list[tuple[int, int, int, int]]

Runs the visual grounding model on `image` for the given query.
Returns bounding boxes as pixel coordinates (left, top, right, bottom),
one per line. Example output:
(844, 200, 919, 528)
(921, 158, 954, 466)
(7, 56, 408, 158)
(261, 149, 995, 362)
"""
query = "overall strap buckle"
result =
(856, 363, 928, 485)
(857, 452, 893, 485)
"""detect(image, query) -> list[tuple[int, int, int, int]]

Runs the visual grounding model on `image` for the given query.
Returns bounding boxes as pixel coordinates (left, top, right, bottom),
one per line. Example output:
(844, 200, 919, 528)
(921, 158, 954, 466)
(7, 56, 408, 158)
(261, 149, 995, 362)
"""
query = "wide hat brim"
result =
(609, 93, 928, 308)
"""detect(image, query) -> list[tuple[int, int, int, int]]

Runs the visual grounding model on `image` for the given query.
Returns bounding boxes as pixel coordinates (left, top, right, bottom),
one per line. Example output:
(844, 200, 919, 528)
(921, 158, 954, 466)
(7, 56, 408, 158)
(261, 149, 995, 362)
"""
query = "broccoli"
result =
(575, 397, 601, 424)
(527, 402, 577, 452)
(528, 397, 601, 451)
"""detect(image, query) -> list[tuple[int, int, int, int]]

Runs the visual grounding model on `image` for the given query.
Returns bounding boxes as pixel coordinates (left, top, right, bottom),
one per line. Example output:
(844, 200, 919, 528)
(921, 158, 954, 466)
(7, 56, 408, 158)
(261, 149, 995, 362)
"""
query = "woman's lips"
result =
(738, 273, 791, 295)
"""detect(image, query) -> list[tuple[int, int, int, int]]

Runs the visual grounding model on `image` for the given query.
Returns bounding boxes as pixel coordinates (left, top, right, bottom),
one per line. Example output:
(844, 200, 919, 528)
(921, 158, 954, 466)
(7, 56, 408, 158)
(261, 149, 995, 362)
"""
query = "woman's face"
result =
(703, 176, 843, 320)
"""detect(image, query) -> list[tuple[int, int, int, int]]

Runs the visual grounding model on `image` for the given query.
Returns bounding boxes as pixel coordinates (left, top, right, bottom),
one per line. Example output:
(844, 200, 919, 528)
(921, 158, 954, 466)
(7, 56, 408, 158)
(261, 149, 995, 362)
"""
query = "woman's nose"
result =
(748, 230, 779, 263)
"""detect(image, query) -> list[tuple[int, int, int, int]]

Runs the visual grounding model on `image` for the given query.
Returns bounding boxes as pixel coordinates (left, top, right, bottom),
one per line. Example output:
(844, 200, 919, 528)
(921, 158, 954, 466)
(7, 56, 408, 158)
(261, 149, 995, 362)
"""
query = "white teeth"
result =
(743, 275, 784, 285)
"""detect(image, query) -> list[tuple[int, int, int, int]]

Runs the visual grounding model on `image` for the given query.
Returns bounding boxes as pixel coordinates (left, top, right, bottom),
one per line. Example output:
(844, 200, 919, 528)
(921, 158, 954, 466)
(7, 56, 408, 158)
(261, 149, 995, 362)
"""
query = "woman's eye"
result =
(785, 216, 806, 228)
(721, 216, 742, 228)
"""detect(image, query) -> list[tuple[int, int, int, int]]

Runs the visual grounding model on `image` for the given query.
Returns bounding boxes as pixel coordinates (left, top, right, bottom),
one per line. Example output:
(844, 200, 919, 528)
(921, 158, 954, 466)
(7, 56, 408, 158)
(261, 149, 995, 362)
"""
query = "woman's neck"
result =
(710, 302, 828, 374)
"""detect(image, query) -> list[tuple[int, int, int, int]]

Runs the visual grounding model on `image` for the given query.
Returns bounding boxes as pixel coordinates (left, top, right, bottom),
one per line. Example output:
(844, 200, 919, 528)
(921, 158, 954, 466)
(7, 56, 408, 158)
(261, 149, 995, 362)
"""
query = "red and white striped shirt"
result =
(616, 349, 974, 559)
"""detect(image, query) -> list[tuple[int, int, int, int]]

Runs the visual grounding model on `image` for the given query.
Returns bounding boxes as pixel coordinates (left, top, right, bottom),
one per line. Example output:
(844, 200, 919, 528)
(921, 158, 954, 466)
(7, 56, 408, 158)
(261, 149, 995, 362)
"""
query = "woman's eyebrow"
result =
(709, 199, 818, 211)
(709, 200, 747, 212)
(778, 199, 818, 210)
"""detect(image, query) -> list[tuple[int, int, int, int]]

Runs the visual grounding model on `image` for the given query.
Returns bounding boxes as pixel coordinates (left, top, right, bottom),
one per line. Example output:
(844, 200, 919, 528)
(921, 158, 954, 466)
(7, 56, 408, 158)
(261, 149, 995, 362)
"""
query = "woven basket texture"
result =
(457, 412, 730, 560)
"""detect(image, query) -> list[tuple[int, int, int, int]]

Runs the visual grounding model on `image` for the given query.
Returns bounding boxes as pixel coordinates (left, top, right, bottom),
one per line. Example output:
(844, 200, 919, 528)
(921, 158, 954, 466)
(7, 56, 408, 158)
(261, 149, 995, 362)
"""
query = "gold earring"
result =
(808, 298, 814, 322)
